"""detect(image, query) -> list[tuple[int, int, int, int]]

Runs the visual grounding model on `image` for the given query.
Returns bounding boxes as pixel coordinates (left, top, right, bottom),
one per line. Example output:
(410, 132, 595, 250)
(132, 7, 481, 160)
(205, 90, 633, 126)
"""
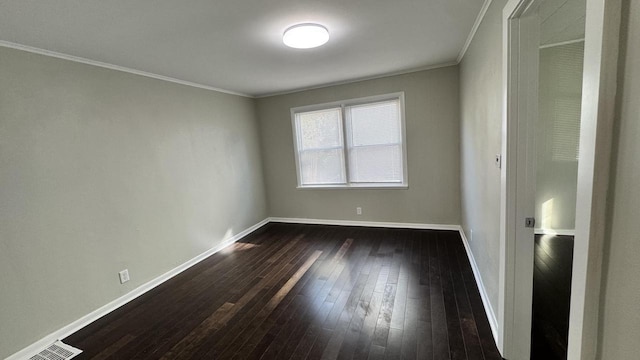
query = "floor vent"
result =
(28, 341, 82, 360)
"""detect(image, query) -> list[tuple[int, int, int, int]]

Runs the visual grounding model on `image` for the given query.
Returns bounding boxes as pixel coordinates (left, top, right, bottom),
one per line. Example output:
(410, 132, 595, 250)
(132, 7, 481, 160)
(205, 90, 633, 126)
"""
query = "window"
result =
(291, 93, 407, 188)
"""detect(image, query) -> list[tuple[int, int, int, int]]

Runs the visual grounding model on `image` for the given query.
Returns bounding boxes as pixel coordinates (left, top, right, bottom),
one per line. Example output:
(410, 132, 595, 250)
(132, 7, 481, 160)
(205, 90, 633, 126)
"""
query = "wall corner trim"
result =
(458, 227, 500, 344)
(5, 218, 270, 360)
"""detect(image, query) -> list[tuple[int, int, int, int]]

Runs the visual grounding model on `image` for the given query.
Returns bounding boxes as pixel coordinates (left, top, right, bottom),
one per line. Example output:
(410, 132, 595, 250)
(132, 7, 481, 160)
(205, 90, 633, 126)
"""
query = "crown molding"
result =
(457, 0, 494, 63)
(256, 61, 458, 98)
(0, 40, 253, 98)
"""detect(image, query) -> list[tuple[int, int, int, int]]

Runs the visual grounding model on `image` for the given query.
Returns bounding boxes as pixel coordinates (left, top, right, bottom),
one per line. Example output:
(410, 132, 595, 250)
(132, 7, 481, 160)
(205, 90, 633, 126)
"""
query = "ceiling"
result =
(0, 0, 486, 97)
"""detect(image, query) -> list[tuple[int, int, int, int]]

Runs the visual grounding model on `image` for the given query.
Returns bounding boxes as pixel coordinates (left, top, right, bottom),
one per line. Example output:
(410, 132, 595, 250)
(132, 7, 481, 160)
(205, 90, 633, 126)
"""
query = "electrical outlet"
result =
(356, 207, 362, 215)
(119, 269, 130, 284)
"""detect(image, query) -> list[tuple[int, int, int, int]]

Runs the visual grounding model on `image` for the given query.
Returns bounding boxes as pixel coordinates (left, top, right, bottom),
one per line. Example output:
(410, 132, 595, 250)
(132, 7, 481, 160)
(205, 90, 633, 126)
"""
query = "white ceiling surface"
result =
(0, 0, 485, 97)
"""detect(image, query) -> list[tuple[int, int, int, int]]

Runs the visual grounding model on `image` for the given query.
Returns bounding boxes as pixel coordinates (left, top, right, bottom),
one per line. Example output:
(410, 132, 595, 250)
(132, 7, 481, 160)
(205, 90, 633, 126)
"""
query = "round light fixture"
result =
(283, 23, 329, 49)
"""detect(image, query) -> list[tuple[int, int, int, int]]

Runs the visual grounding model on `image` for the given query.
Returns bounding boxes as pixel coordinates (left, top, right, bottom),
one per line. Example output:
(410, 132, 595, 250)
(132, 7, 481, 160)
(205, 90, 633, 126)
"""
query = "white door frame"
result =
(500, 1, 540, 358)
(499, 0, 621, 358)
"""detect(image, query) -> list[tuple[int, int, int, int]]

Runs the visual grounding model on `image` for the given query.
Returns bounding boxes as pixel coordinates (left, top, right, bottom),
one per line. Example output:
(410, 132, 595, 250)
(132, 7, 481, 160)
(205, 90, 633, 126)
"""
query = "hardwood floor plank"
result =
(389, 256, 409, 330)
(368, 344, 386, 360)
(91, 334, 136, 360)
(445, 237, 484, 360)
(417, 320, 434, 360)
(371, 283, 397, 348)
(307, 328, 334, 360)
(438, 234, 467, 360)
(430, 235, 449, 360)
(400, 298, 419, 360)
(339, 238, 384, 360)
(352, 290, 384, 360)
(384, 328, 403, 360)
(321, 271, 370, 359)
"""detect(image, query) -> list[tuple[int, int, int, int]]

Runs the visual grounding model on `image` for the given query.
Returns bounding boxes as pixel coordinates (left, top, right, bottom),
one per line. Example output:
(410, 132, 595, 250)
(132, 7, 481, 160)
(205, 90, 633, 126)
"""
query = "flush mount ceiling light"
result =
(283, 23, 329, 49)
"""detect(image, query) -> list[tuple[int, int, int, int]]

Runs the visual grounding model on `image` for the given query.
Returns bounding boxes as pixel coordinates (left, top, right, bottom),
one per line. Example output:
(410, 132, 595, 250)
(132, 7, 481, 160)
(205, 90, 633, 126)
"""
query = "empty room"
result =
(0, 0, 638, 359)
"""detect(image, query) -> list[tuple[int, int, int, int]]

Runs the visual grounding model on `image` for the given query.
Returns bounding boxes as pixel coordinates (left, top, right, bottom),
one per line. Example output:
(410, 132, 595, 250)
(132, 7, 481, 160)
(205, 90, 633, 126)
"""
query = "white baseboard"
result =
(6, 218, 269, 360)
(458, 227, 500, 345)
(268, 217, 460, 231)
(534, 228, 576, 236)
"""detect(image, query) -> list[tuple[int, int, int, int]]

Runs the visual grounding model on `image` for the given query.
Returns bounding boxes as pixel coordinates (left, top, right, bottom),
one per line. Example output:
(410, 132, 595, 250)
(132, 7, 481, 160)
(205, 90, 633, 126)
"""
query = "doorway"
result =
(532, 17, 585, 357)
(500, 0, 620, 358)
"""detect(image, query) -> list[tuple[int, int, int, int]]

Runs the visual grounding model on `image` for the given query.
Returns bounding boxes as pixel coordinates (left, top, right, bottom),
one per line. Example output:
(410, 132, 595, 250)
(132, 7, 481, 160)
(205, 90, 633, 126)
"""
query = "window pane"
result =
(299, 149, 346, 185)
(349, 144, 402, 183)
(347, 100, 400, 146)
(292, 94, 406, 187)
(297, 108, 342, 150)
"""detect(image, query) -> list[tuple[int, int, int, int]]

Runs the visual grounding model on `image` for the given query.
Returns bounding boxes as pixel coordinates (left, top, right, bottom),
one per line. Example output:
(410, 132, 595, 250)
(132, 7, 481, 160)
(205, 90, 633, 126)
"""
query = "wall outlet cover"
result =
(119, 269, 130, 284)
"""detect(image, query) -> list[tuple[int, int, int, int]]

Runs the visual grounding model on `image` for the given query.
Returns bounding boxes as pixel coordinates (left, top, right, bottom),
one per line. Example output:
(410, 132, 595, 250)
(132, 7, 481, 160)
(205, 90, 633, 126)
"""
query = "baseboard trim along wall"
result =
(6, 218, 270, 360)
(10, 217, 500, 359)
(267, 216, 461, 231)
(458, 229, 500, 345)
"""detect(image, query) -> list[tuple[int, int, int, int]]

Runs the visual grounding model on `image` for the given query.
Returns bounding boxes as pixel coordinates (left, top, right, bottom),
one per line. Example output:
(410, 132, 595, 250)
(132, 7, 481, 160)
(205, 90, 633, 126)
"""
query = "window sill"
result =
(296, 184, 409, 190)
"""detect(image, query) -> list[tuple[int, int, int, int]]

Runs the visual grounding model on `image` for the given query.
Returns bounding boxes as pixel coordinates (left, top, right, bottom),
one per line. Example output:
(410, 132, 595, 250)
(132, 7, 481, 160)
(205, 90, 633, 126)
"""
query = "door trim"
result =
(500, 0, 621, 358)
(500, 1, 540, 357)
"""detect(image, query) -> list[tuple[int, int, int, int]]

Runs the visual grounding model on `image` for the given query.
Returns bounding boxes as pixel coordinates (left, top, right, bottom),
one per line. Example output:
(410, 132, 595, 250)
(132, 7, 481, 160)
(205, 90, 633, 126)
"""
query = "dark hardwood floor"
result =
(64, 223, 503, 360)
(531, 234, 574, 360)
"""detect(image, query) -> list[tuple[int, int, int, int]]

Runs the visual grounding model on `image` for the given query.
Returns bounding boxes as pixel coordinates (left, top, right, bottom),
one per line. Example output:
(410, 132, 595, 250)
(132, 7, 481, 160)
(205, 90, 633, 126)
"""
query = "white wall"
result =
(0, 46, 267, 359)
(459, 0, 509, 316)
(597, 0, 640, 357)
(257, 67, 461, 225)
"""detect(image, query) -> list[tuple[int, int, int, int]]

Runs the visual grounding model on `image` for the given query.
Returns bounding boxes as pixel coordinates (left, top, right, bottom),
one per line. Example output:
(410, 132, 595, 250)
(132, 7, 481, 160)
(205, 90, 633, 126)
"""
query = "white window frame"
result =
(291, 92, 408, 189)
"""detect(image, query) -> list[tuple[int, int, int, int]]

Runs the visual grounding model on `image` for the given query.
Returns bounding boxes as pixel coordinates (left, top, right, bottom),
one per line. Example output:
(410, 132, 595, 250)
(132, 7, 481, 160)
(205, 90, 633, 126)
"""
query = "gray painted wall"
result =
(459, 0, 508, 315)
(0, 47, 267, 358)
(597, 0, 640, 357)
(256, 67, 461, 225)
(536, 42, 584, 231)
